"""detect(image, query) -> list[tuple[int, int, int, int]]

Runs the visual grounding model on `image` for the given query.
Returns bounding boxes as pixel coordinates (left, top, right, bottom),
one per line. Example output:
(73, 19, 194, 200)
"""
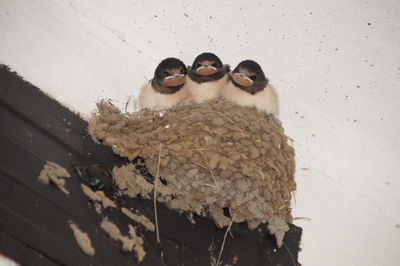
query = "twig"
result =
(228, 228, 234, 238)
(283, 242, 296, 266)
(203, 182, 217, 188)
(202, 126, 224, 136)
(193, 161, 211, 170)
(194, 146, 219, 191)
(192, 162, 217, 189)
(216, 214, 236, 266)
(209, 171, 219, 191)
(154, 143, 162, 244)
(124, 95, 131, 112)
(293, 216, 312, 221)
(263, 159, 280, 175)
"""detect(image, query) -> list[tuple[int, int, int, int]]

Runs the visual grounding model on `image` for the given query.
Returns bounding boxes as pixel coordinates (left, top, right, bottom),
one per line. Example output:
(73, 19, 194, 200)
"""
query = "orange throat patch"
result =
(195, 67, 218, 76)
(232, 73, 254, 87)
(162, 75, 186, 87)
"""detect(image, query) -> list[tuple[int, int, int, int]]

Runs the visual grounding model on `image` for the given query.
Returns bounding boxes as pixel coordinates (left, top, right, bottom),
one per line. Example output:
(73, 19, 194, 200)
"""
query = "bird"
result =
(185, 52, 230, 103)
(138, 57, 189, 110)
(220, 60, 279, 117)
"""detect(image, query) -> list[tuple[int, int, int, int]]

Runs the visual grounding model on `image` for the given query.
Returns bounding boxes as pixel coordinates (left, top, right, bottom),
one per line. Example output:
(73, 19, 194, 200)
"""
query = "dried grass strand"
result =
(216, 214, 236, 266)
(194, 146, 220, 191)
(283, 242, 296, 266)
(153, 143, 162, 244)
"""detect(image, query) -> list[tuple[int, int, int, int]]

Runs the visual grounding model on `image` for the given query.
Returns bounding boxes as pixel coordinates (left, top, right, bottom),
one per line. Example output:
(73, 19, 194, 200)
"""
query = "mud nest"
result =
(88, 101, 296, 229)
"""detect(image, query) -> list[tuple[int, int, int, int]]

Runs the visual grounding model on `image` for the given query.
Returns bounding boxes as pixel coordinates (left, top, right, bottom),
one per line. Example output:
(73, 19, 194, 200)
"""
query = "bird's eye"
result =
(180, 69, 185, 74)
(249, 75, 257, 81)
(211, 63, 218, 68)
(162, 71, 169, 76)
(196, 63, 202, 69)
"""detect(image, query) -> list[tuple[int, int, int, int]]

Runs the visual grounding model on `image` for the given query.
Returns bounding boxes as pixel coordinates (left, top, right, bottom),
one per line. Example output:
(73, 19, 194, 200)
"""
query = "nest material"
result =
(88, 100, 296, 229)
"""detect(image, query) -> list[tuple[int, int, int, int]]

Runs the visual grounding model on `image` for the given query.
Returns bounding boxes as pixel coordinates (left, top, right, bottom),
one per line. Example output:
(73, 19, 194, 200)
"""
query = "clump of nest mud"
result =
(89, 101, 296, 230)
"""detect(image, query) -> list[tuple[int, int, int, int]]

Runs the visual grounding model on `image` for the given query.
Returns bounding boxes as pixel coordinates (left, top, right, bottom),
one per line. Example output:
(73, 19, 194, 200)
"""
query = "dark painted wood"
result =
(0, 231, 59, 266)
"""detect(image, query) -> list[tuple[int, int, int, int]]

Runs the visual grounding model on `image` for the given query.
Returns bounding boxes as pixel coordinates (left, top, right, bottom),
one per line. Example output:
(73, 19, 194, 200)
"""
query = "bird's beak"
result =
(195, 64, 218, 76)
(232, 72, 254, 87)
(163, 74, 186, 87)
(165, 73, 184, 79)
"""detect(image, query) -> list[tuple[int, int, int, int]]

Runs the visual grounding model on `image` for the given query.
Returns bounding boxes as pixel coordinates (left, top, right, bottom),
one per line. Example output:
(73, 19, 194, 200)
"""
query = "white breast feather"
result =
(185, 74, 228, 103)
(138, 82, 189, 111)
(220, 81, 280, 117)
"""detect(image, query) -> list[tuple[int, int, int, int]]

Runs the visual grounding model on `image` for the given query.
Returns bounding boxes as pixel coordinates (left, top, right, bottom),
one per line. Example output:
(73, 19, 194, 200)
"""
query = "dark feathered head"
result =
(231, 60, 268, 94)
(152, 57, 187, 94)
(188, 52, 229, 83)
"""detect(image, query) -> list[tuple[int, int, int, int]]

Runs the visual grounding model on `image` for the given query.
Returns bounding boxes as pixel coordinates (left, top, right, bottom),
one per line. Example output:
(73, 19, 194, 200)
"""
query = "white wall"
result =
(1, 0, 399, 265)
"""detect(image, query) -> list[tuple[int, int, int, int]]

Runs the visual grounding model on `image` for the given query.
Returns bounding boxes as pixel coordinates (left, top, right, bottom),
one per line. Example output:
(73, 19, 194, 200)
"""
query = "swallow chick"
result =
(138, 58, 189, 110)
(185, 52, 229, 103)
(220, 60, 279, 117)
